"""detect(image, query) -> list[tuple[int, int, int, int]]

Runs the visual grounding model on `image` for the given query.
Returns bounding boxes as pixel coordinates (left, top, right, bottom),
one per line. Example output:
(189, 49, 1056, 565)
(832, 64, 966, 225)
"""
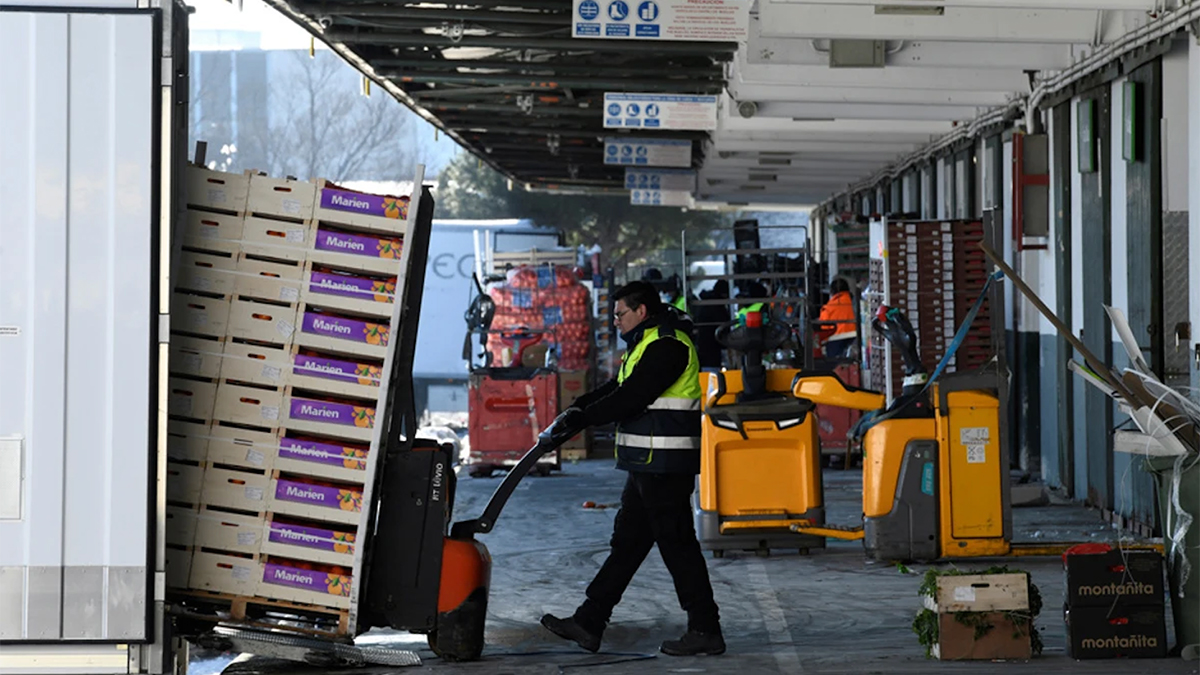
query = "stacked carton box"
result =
(167, 166, 411, 615)
(1063, 548, 1168, 659)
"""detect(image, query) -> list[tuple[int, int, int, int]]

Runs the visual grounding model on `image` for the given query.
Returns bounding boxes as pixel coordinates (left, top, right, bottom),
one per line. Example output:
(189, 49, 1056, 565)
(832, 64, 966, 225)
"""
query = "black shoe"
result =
(540, 614, 601, 653)
(660, 630, 726, 656)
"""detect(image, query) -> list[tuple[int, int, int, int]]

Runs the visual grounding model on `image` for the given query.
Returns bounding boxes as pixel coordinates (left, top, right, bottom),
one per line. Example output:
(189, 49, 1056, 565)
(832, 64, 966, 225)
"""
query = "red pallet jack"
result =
(428, 412, 579, 661)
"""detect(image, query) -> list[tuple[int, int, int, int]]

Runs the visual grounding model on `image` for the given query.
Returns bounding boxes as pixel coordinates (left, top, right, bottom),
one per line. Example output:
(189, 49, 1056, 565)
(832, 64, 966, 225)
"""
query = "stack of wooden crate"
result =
(166, 165, 412, 626)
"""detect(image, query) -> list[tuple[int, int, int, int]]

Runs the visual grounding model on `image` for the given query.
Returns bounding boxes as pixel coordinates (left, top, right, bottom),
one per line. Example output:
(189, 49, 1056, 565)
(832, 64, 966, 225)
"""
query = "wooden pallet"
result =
(171, 589, 350, 637)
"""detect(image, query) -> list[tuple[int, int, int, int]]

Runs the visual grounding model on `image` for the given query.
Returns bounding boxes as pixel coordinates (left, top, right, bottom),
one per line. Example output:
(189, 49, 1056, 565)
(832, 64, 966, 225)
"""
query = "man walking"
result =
(541, 281, 724, 657)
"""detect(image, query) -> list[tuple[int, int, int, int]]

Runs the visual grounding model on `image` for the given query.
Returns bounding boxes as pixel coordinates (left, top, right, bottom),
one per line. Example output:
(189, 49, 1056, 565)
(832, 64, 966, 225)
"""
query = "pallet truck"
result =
(695, 310, 827, 556)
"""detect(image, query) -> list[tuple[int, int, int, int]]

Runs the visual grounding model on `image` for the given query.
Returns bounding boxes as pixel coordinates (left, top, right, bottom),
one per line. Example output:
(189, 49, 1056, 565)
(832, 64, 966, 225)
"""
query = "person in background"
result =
(817, 278, 857, 360)
(695, 279, 730, 370)
(541, 281, 725, 657)
(735, 282, 770, 321)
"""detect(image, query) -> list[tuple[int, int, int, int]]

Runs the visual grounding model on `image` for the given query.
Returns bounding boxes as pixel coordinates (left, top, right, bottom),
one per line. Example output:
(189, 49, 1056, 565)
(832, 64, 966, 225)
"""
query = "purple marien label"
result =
(309, 271, 379, 301)
(268, 521, 355, 554)
(319, 187, 408, 220)
(274, 479, 362, 513)
(262, 563, 351, 597)
(314, 229, 402, 260)
(289, 398, 370, 428)
(278, 437, 368, 469)
(300, 312, 389, 347)
(294, 354, 359, 384)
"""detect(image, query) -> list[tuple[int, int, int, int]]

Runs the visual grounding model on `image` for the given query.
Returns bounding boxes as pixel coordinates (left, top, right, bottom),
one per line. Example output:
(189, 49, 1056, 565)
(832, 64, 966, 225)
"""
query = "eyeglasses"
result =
(614, 309, 631, 320)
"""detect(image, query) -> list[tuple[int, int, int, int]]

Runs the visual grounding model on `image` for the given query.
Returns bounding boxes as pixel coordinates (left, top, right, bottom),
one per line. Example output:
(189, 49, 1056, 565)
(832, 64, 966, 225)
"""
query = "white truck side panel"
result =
(0, 9, 157, 643)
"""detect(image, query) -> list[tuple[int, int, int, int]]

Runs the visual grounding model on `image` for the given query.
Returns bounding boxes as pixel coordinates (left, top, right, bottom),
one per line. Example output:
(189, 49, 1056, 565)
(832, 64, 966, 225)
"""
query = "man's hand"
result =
(551, 407, 587, 437)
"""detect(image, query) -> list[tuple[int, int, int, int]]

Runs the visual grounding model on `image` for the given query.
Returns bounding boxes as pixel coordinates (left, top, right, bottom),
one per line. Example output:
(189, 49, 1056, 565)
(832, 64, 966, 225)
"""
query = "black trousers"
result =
(574, 471, 721, 634)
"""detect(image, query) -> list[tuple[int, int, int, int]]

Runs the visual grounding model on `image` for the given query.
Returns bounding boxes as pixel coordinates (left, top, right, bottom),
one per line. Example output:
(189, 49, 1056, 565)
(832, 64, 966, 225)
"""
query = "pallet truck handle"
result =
(449, 412, 578, 539)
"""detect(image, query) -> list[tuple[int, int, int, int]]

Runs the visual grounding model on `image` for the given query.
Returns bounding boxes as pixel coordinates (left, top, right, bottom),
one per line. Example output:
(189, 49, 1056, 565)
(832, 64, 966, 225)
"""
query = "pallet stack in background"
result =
(165, 165, 413, 631)
(865, 219, 993, 401)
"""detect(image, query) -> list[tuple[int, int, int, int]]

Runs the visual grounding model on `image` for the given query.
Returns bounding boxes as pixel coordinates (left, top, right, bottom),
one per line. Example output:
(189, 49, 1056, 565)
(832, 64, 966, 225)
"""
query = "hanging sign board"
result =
(604, 93, 718, 130)
(604, 137, 692, 167)
(630, 189, 691, 207)
(572, 0, 750, 41)
(624, 167, 697, 192)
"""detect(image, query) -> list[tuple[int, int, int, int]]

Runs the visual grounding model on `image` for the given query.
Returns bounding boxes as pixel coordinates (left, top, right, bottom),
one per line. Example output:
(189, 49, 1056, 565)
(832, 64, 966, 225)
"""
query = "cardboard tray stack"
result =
(166, 166, 415, 630)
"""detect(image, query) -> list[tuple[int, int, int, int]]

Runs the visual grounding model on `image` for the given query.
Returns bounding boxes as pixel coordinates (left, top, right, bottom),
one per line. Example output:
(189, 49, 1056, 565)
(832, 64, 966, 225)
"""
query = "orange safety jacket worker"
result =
(817, 291, 856, 341)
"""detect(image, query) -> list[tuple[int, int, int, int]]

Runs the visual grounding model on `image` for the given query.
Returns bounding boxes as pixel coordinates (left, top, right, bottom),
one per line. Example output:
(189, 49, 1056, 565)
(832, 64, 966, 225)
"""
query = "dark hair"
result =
(713, 279, 729, 296)
(641, 268, 664, 281)
(614, 280, 664, 315)
(830, 278, 850, 295)
(743, 282, 769, 300)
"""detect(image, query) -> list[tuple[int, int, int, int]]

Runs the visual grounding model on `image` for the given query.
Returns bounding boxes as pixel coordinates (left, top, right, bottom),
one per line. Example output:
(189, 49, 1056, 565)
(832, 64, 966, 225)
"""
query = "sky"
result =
(186, 0, 319, 50)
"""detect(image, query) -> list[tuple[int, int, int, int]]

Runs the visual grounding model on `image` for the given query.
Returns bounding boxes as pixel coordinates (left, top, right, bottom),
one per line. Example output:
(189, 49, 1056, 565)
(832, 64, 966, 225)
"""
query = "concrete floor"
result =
(198, 459, 1198, 675)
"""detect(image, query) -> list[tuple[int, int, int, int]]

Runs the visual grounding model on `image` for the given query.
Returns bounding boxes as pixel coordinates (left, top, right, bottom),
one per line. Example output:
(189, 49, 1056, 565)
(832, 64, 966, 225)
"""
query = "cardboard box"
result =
(281, 394, 375, 444)
(259, 518, 356, 567)
(172, 293, 231, 339)
(312, 180, 409, 234)
(932, 611, 1033, 661)
(200, 466, 271, 513)
(168, 377, 218, 421)
(186, 166, 250, 213)
(258, 560, 351, 610)
(188, 551, 261, 596)
(302, 268, 395, 319)
(226, 299, 298, 345)
(1065, 604, 1168, 659)
(1065, 550, 1164, 608)
(213, 382, 283, 428)
(307, 226, 405, 277)
(268, 477, 363, 526)
(924, 573, 1033, 661)
(274, 436, 369, 484)
(293, 310, 388, 360)
(240, 216, 312, 262)
(559, 370, 589, 409)
(289, 352, 383, 402)
(246, 174, 316, 221)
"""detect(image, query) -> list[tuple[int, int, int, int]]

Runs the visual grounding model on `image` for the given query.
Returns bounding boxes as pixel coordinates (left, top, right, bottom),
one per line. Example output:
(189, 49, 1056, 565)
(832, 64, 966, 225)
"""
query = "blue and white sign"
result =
(572, 0, 749, 41)
(603, 137, 692, 167)
(604, 93, 718, 130)
(624, 167, 697, 192)
(631, 189, 691, 207)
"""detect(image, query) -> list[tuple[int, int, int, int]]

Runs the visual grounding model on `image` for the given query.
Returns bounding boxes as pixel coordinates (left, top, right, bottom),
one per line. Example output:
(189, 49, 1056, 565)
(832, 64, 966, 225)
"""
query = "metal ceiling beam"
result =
(373, 57, 722, 78)
(323, 29, 738, 55)
(427, 102, 602, 117)
(719, 116, 953, 136)
(383, 70, 720, 92)
(311, 5, 568, 25)
(728, 80, 1015, 106)
(757, 3, 1106, 43)
(751, 100, 986, 122)
(708, 138, 921, 154)
(733, 61, 1032, 92)
(771, 0, 1156, 9)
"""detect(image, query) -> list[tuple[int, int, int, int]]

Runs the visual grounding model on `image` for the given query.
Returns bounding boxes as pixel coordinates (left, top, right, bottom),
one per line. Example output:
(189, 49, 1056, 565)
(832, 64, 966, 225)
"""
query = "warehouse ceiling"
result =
(264, 0, 1179, 206)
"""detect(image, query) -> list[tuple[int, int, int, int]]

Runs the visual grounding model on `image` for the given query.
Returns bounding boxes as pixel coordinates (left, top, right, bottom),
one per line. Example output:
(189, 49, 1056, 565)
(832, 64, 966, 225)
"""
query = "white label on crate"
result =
(246, 448, 266, 466)
(281, 199, 302, 215)
(181, 354, 204, 374)
(279, 286, 300, 302)
(237, 531, 258, 546)
(261, 365, 282, 381)
(965, 443, 987, 464)
(170, 394, 193, 416)
(285, 228, 305, 243)
(261, 406, 280, 421)
(953, 586, 976, 602)
(277, 320, 295, 337)
(244, 486, 264, 501)
(207, 188, 227, 205)
(189, 311, 208, 328)
(197, 226, 218, 240)
(960, 427, 990, 443)
(192, 275, 214, 292)
(232, 565, 253, 581)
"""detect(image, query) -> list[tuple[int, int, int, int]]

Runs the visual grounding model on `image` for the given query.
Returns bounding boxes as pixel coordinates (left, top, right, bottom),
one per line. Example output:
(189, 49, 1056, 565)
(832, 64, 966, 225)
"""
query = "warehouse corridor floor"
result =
(206, 460, 1197, 675)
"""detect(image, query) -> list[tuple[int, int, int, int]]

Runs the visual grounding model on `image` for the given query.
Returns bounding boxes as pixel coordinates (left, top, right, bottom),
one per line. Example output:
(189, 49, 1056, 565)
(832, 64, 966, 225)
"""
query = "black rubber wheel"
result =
(712, 550, 725, 559)
(427, 630, 444, 659)
(534, 465, 552, 477)
(468, 466, 494, 479)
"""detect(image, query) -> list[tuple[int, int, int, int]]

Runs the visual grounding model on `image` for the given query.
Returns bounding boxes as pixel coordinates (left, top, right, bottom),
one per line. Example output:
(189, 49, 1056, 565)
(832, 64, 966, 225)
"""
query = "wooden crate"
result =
(240, 216, 313, 262)
(188, 550, 262, 596)
(307, 225, 405, 277)
(168, 377, 218, 421)
(293, 309, 388, 361)
(165, 505, 199, 547)
(165, 545, 193, 589)
(301, 264, 395, 319)
(172, 293, 231, 339)
(186, 166, 249, 214)
(226, 298, 298, 346)
(212, 382, 284, 428)
(312, 179, 409, 235)
(258, 559, 351, 611)
(219, 341, 290, 388)
(233, 255, 304, 305)
(206, 423, 279, 472)
(288, 349, 382, 402)
(176, 249, 238, 296)
(200, 466, 271, 513)
(169, 335, 225, 380)
(194, 508, 266, 557)
(167, 419, 210, 463)
(246, 174, 317, 222)
(182, 210, 244, 255)
(259, 518, 356, 567)
(268, 476, 363, 526)
(924, 573, 1033, 661)
(281, 393, 375, 444)
(166, 461, 205, 505)
(274, 435, 369, 484)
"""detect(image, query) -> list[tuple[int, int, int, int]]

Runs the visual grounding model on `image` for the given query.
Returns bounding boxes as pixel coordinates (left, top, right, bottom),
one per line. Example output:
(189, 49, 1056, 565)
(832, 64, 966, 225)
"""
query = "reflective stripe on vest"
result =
(615, 325, 702, 472)
(737, 302, 765, 319)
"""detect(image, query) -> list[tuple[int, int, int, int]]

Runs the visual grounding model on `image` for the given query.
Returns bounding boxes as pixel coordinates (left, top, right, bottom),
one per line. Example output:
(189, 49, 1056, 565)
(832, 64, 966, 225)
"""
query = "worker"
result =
(643, 268, 689, 313)
(735, 282, 770, 321)
(695, 279, 730, 370)
(817, 278, 857, 359)
(541, 281, 724, 657)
